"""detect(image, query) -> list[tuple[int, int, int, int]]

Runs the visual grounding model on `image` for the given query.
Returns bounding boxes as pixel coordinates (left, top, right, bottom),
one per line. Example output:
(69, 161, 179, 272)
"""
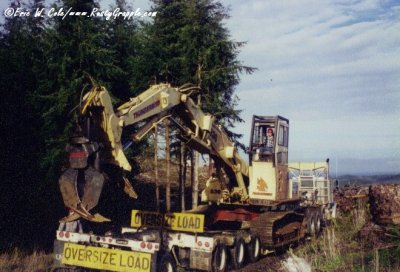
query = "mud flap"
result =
(53, 239, 65, 268)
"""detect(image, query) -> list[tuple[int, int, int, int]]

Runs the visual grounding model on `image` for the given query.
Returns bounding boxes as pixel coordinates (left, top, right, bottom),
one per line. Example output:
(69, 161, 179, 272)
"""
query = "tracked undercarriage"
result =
(250, 211, 305, 248)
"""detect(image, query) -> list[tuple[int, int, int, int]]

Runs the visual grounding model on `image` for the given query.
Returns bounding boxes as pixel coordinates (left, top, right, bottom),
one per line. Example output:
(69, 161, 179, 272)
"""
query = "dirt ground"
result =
(232, 254, 285, 272)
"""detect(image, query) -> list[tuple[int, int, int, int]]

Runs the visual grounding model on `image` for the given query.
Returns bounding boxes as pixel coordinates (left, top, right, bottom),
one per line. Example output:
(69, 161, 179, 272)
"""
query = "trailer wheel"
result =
(246, 234, 261, 263)
(314, 213, 322, 235)
(229, 237, 245, 269)
(158, 252, 177, 272)
(307, 215, 316, 236)
(212, 244, 228, 272)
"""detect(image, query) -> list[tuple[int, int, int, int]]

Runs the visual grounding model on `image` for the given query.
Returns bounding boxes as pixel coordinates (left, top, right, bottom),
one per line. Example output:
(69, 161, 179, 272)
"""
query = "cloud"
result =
(1, 0, 398, 174)
(222, 0, 400, 173)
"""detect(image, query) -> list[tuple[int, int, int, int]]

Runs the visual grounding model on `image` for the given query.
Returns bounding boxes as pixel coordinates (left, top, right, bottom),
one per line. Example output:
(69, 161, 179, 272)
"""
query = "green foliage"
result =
(0, 0, 46, 248)
(149, 0, 255, 147)
(0, 0, 252, 250)
(34, 0, 125, 180)
(378, 226, 400, 271)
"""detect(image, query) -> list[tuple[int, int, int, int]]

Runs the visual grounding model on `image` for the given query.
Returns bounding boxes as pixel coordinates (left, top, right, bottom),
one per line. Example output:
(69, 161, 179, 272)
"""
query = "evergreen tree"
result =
(105, 0, 139, 100)
(0, 0, 47, 248)
(34, 0, 121, 180)
(146, 0, 254, 208)
(104, 0, 148, 162)
(31, 0, 131, 239)
(149, 0, 255, 146)
(0, 0, 254, 250)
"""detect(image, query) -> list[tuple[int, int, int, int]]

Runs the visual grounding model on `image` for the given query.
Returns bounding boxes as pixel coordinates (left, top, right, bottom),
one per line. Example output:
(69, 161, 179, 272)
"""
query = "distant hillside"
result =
(337, 174, 400, 186)
(327, 157, 400, 176)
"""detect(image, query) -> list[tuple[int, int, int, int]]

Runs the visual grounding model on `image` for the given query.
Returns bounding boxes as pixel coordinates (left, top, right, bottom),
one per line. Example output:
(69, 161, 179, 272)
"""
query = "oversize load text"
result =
(131, 210, 204, 232)
(62, 243, 151, 272)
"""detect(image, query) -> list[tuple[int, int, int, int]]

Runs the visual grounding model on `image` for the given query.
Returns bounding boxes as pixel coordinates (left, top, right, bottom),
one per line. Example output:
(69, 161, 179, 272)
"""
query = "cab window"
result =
(278, 125, 288, 147)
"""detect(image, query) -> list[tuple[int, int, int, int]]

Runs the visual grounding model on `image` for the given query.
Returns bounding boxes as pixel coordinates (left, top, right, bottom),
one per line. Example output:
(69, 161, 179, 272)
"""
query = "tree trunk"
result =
(208, 154, 213, 176)
(165, 119, 171, 212)
(179, 142, 186, 211)
(191, 150, 199, 209)
(154, 126, 160, 211)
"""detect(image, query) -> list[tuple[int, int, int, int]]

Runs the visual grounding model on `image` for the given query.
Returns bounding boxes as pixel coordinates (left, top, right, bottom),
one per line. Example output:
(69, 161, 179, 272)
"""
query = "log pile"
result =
(357, 222, 386, 248)
(334, 185, 368, 213)
(369, 184, 400, 225)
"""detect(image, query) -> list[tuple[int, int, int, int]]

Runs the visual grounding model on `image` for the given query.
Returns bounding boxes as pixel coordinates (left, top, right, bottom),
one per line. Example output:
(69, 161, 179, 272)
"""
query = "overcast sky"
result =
(219, 0, 400, 174)
(1, 0, 399, 174)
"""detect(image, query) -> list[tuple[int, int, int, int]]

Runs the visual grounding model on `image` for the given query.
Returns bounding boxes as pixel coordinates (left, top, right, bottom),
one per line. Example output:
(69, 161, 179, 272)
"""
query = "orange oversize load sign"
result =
(131, 210, 205, 232)
(62, 243, 151, 272)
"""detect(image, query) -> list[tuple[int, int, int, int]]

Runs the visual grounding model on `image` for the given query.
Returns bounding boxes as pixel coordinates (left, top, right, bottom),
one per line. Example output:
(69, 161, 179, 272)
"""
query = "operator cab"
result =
(248, 115, 290, 203)
(249, 115, 289, 166)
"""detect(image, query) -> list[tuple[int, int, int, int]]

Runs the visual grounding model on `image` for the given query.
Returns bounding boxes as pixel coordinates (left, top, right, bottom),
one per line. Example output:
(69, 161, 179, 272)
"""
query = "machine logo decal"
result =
(253, 177, 272, 196)
(257, 178, 268, 191)
(133, 100, 160, 119)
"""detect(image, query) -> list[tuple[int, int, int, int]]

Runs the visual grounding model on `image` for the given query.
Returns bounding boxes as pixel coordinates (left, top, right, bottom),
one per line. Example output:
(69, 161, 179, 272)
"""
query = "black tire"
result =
(246, 235, 261, 263)
(158, 252, 177, 272)
(307, 215, 316, 236)
(229, 237, 246, 269)
(314, 213, 322, 235)
(212, 244, 228, 272)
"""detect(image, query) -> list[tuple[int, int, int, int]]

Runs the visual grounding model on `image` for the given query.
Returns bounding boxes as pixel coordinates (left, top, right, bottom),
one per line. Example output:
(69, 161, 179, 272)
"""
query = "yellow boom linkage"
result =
(59, 79, 248, 222)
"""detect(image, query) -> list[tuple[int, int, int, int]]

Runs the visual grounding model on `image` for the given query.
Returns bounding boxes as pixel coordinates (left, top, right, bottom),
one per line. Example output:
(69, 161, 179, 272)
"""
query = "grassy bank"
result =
(0, 249, 53, 272)
(294, 207, 400, 272)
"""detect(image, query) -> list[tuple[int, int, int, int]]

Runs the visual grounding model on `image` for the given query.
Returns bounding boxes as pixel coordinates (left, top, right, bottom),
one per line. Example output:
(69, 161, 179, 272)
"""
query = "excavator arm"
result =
(207, 124, 249, 201)
(79, 84, 185, 171)
(59, 79, 249, 222)
(60, 83, 190, 222)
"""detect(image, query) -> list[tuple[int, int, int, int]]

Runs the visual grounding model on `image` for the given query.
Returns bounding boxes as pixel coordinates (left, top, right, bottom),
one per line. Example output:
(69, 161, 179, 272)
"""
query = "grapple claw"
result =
(59, 207, 110, 223)
(70, 203, 111, 223)
(123, 177, 138, 199)
(59, 166, 106, 222)
(81, 167, 105, 210)
(91, 213, 111, 222)
(59, 168, 81, 210)
(59, 211, 81, 223)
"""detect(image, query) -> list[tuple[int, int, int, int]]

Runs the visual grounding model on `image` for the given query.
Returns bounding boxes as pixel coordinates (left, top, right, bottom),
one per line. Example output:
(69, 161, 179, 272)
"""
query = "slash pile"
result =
(334, 185, 368, 213)
(369, 184, 400, 225)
